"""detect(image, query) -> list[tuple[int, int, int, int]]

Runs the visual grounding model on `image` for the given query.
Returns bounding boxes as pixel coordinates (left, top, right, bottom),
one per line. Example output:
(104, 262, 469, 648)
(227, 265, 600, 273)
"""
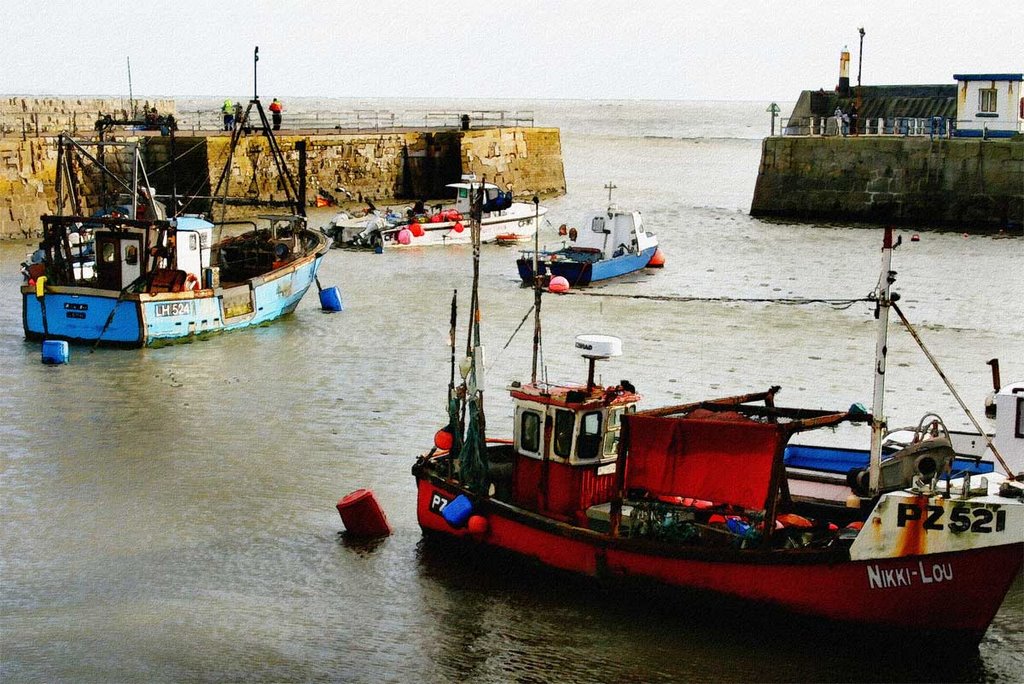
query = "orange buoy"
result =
(647, 247, 666, 268)
(467, 515, 489, 536)
(336, 489, 392, 538)
(409, 222, 425, 237)
(548, 276, 570, 293)
(434, 428, 453, 451)
(777, 512, 813, 528)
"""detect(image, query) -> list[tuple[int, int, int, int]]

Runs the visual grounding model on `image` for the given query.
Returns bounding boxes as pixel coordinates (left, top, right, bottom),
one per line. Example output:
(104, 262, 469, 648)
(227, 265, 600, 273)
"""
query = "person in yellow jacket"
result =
(222, 99, 234, 131)
(269, 98, 283, 130)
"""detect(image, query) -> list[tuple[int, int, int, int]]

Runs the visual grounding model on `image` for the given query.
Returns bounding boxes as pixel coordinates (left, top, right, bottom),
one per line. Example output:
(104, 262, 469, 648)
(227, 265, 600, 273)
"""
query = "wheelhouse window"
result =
(602, 405, 636, 458)
(576, 411, 603, 461)
(553, 409, 575, 459)
(458, 188, 468, 199)
(1015, 396, 1023, 439)
(979, 88, 997, 113)
(591, 216, 607, 233)
(520, 410, 541, 454)
(125, 245, 139, 265)
(102, 242, 116, 263)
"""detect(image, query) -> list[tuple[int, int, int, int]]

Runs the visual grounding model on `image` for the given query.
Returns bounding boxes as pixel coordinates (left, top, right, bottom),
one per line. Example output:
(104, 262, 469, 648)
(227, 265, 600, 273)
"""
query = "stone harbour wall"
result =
(0, 96, 177, 137)
(1, 126, 566, 240)
(750, 136, 1024, 229)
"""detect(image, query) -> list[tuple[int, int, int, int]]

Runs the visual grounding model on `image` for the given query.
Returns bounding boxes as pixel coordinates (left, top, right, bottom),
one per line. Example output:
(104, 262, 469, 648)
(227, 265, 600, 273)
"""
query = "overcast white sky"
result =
(1, 1, 1020, 101)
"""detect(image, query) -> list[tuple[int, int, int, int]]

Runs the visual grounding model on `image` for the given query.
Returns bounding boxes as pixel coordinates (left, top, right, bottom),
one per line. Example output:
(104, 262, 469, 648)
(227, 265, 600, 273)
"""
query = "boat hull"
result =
(517, 246, 657, 286)
(23, 249, 327, 348)
(414, 472, 1022, 645)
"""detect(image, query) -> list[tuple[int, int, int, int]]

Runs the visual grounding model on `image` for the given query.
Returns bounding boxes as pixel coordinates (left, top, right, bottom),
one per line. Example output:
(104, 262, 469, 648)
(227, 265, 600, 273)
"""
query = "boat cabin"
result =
(505, 336, 640, 522)
(992, 381, 1024, 475)
(566, 207, 657, 259)
(94, 216, 212, 291)
(447, 174, 512, 216)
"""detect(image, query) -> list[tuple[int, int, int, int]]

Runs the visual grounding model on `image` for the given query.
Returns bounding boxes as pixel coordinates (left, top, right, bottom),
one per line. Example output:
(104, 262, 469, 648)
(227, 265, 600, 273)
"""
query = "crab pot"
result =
(41, 340, 69, 365)
(319, 286, 344, 312)
(336, 489, 391, 537)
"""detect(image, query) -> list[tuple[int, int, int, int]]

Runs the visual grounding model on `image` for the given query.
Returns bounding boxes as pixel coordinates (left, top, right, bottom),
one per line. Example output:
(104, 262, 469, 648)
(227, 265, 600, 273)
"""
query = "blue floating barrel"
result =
(41, 340, 69, 365)
(319, 285, 343, 312)
(442, 494, 474, 528)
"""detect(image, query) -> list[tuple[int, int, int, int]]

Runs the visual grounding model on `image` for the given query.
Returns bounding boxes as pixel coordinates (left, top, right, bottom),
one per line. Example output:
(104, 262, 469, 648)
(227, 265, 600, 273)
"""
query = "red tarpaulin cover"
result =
(623, 412, 784, 511)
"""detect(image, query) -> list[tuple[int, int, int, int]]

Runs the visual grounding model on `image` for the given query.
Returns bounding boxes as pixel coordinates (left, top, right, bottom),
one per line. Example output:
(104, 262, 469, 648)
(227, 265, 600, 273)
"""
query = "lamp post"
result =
(857, 28, 865, 87)
(856, 28, 865, 134)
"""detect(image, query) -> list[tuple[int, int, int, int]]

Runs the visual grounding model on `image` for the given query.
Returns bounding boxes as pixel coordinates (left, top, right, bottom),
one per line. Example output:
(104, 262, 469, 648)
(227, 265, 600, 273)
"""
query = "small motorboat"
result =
(516, 204, 661, 286)
(327, 175, 546, 249)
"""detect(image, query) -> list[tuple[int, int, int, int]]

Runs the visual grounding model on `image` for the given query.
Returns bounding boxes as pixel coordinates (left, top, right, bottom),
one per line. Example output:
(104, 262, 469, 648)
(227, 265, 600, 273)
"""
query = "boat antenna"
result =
(449, 289, 458, 390)
(867, 226, 898, 495)
(253, 46, 260, 101)
(605, 181, 617, 205)
(127, 56, 135, 119)
(531, 195, 542, 384)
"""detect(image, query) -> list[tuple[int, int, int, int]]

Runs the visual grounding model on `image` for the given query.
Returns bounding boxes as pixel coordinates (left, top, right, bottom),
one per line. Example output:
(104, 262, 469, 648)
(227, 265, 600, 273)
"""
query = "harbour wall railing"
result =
(781, 116, 1022, 138)
(1, 107, 536, 138)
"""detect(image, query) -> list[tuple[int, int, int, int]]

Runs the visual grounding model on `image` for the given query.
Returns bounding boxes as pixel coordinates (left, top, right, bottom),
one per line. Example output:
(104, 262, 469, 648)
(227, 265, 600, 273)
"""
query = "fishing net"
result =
(459, 394, 489, 494)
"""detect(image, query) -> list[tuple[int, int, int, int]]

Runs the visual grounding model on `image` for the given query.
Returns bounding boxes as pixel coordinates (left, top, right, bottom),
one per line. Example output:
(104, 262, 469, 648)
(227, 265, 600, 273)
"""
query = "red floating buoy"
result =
(409, 222, 425, 237)
(911, 234, 920, 242)
(467, 515, 489, 536)
(647, 247, 666, 268)
(453, 221, 464, 233)
(548, 275, 570, 293)
(336, 489, 392, 538)
(434, 428, 453, 451)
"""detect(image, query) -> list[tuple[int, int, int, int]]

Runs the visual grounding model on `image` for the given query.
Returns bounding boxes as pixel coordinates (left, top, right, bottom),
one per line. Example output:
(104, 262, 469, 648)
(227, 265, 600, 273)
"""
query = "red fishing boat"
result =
(412, 224, 1023, 647)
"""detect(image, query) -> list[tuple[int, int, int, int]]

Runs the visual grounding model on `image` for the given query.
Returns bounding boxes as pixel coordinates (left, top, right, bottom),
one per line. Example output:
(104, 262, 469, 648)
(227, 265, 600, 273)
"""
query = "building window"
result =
(520, 410, 541, 454)
(979, 88, 998, 113)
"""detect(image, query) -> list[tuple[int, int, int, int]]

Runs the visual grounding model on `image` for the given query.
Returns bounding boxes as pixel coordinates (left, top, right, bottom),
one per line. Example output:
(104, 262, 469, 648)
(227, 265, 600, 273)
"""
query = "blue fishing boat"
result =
(21, 96, 331, 348)
(23, 212, 328, 347)
(517, 204, 661, 286)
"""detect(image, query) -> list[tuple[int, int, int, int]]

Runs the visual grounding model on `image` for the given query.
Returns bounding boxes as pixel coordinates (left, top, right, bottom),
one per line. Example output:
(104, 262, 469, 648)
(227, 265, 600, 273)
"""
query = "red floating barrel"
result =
(647, 247, 666, 268)
(336, 489, 392, 538)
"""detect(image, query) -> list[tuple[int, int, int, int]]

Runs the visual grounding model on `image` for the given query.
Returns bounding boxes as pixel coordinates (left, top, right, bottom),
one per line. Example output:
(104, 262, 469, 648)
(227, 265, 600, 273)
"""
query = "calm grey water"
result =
(2, 100, 1022, 683)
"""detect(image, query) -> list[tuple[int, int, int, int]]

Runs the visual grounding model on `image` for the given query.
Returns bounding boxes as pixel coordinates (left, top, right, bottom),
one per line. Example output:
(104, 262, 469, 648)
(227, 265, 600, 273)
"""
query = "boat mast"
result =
(531, 195, 541, 384)
(868, 226, 897, 494)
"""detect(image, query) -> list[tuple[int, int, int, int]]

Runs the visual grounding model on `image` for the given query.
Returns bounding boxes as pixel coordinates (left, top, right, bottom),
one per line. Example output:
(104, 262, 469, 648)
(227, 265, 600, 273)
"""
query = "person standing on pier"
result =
(222, 99, 234, 131)
(269, 98, 283, 130)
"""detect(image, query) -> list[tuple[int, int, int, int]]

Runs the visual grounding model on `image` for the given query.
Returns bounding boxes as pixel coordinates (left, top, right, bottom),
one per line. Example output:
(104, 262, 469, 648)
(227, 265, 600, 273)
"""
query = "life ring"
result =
(184, 273, 200, 291)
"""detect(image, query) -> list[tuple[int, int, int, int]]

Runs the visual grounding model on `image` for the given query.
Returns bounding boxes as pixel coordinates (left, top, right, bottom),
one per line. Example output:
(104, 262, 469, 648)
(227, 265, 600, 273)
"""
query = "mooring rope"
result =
(559, 291, 872, 310)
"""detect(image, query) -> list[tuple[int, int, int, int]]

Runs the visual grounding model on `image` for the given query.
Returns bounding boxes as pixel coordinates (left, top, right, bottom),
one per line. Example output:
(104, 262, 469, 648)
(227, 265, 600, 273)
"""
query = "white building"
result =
(952, 73, 1023, 138)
